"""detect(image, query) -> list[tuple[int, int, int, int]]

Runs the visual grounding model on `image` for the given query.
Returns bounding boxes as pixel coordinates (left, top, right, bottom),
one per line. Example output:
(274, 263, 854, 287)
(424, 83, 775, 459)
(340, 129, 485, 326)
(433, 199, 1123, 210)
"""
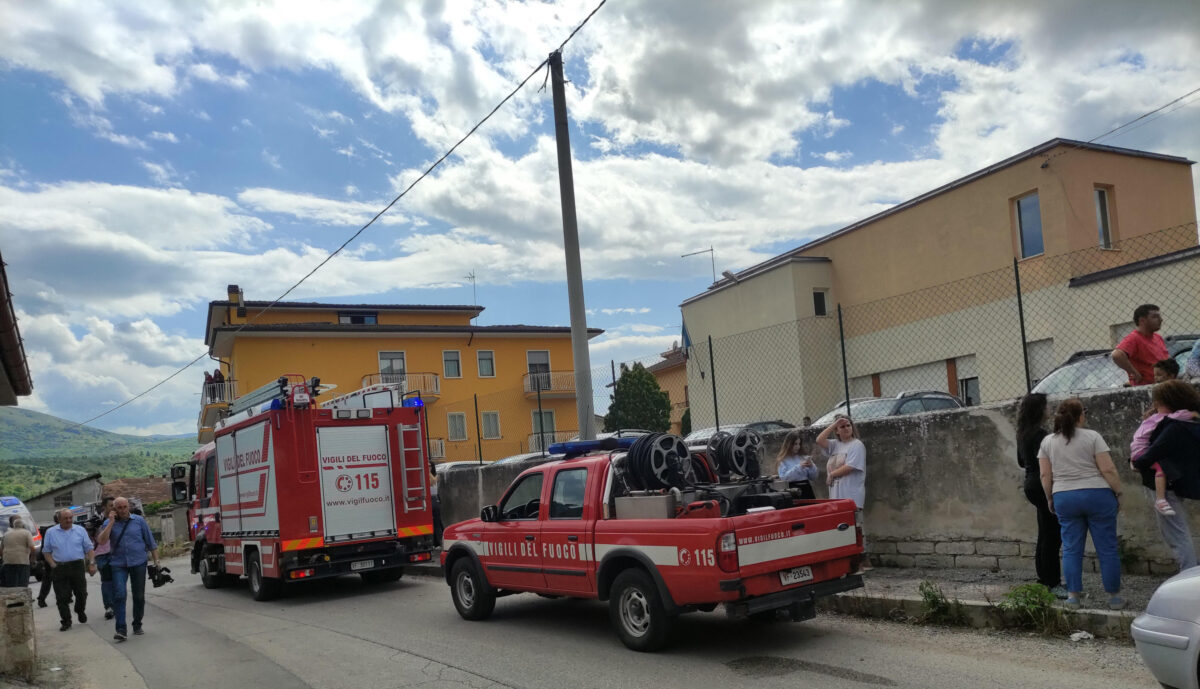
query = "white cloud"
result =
(312, 124, 335, 139)
(335, 144, 357, 159)
(325, 110, 354, 125)
(237, 187, 408, 227)
(813, 150, 852, 162)
(344, 184, 359, 196)
(58, 92, 147, 149)
(262, 149, 282, 170)
(241, 118, 253, 128)
(148, 130, 178, 143)
(628, 324, 664, 333)
(137, 101, 164, 116)
(139, 160, 181, 187)
(600, 307, 652, 316)
(187, 62, 249, 89)
(193, 109, 211, 121)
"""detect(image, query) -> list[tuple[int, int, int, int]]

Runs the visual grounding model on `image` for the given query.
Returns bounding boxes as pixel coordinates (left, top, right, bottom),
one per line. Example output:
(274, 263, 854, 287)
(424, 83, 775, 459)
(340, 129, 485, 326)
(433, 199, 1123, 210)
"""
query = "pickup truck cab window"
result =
(550, 468, 587, 519)
(500, 474, 543, 520)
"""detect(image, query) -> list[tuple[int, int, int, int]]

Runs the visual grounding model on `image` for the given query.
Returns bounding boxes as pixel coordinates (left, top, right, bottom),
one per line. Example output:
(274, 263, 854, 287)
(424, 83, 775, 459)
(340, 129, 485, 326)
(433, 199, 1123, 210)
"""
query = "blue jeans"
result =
(1055, 488, 1120, 595)
(111, 564, 147, 633)
(96, 554, 115, 610)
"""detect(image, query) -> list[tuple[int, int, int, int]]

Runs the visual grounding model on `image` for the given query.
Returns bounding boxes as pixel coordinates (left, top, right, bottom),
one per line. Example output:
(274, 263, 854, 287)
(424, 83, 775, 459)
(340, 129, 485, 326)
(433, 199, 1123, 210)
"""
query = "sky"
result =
(1, 0, 1199, 436)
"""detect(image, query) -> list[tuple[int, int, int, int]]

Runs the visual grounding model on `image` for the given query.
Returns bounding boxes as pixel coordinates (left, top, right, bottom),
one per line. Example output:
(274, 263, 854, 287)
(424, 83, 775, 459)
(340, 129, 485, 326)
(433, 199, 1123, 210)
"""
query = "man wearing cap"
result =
(41, 508, 97, 632)
(96, 497, 159, 642)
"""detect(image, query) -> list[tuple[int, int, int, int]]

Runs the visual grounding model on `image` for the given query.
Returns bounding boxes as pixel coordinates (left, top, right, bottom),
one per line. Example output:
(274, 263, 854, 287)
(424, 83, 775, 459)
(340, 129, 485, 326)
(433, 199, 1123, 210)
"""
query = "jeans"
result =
(1023, 476, 1062, 588)
(1146, 487, 1197, 571)
(96, 554, 115, 610)
(111, 564, 147, 634)
(1055, 488, 1120, 595)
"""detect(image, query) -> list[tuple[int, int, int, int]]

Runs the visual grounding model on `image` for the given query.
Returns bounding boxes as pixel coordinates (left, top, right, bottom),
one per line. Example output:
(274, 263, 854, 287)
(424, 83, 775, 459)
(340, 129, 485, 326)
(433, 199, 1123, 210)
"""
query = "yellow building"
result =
(198, 286, 600, 461)
(647, 345, 688, 434)
(681, 138, 1199, 425)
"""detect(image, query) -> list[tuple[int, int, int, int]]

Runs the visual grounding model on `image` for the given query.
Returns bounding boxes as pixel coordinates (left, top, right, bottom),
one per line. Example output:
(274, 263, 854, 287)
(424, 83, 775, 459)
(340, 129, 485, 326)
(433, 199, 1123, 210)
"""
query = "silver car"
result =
(1132, 566, 1200, 689)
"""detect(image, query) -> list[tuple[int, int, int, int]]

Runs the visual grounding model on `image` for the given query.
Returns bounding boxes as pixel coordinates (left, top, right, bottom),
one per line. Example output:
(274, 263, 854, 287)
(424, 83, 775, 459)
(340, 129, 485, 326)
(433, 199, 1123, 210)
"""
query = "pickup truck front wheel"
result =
(610, 569, 672, 652)
(451, 559, 495, 621)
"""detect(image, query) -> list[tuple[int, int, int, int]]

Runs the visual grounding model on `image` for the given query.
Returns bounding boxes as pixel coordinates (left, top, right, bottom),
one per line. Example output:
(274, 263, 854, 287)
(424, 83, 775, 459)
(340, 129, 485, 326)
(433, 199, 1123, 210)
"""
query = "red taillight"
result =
(31, 532, 41, 543)
(717, 531, 738, 573)
(289, 568, 315, 579)
(409, 552, 432, 562)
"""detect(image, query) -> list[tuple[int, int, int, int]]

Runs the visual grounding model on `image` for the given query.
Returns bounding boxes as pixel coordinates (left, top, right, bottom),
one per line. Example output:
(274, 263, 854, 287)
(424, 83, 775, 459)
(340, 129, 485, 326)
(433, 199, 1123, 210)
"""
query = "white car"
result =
(1132, 566, 1200, 689)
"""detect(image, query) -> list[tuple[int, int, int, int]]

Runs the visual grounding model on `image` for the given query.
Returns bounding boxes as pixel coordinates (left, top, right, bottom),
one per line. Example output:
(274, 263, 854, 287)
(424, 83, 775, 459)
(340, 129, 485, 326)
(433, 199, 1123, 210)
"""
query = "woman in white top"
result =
(1037, 398, 1124, 610)
(816, 415, 869, 570)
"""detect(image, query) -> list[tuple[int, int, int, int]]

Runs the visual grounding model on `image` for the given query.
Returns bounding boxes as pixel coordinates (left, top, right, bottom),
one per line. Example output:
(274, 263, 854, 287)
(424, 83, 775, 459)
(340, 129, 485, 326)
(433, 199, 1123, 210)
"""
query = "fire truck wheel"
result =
(609, 569, 672, 652)
(248, 552, 282, 602)
(450, 559, 495, 621)
(199, 557, 224, 589)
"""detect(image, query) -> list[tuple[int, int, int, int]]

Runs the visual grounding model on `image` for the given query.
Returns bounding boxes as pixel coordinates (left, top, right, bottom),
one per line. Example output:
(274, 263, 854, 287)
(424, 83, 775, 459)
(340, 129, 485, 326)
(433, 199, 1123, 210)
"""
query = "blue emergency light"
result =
(401, 398, 424, 408)
(548, 436, 639, 457)
(0, 497, 20, 507)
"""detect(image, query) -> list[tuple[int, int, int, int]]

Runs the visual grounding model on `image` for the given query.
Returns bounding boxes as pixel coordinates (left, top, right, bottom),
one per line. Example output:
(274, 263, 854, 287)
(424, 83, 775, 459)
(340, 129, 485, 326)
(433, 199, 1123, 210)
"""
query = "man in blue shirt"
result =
(41, 509, 97, 632)
(96, 497, 160, 642)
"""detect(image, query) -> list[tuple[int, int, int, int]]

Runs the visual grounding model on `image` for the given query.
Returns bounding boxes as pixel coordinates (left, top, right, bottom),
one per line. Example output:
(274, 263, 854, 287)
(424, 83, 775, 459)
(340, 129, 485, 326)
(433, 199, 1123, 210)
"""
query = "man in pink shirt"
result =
(1112, 304, 1168, 386)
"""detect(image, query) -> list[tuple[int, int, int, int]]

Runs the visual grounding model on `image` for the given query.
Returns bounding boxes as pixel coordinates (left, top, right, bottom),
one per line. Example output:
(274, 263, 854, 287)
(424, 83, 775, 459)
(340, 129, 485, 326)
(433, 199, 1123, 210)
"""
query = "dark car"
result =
(811, 391, 964, 427)
(1032, 334, 1197, 395)
(683, 420, 796, 446)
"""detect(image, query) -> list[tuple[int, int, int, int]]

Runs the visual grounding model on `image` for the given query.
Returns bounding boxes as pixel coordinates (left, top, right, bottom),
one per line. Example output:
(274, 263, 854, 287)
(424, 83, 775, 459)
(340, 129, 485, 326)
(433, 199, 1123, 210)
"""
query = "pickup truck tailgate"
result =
(731, 501, 860, 583)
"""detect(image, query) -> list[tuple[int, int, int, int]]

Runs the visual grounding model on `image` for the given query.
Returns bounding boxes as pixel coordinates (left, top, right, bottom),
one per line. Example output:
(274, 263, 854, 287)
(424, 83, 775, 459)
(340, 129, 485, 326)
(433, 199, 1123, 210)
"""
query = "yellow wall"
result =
(222, 329, 579, 462)
(651, 363, 688, 434)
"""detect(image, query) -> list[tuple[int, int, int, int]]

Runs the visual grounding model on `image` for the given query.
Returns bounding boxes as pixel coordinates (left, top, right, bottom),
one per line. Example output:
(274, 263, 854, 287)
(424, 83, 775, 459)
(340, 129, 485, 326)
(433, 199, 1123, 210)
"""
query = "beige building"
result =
(681, 138, 1199, 427)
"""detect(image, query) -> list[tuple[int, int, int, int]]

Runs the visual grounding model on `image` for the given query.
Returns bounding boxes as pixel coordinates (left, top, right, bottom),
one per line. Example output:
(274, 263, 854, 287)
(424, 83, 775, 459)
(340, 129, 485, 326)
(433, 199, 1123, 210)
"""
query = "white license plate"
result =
(779, 566, 813, 586)
(350, 560, 375, 571)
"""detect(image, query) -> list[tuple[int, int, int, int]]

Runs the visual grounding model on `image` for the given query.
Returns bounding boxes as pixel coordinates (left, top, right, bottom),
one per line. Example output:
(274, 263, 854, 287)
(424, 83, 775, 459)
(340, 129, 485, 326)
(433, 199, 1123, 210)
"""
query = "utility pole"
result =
(549, 49, 595, 440)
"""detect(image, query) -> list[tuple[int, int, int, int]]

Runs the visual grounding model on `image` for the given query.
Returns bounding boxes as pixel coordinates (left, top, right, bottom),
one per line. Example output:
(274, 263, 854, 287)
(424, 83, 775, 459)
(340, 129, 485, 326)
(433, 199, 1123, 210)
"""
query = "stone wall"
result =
(440, 383, 1200, 573)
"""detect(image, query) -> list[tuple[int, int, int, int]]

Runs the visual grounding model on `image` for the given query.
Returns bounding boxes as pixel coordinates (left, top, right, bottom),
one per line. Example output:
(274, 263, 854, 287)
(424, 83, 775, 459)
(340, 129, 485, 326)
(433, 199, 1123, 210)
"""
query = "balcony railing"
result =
(202, 380, 238, 406)
(527, 430, 577, 452)
(198, 380, 239, 442)
(522, 371, 576, 397)
(360, 372, 441, 396)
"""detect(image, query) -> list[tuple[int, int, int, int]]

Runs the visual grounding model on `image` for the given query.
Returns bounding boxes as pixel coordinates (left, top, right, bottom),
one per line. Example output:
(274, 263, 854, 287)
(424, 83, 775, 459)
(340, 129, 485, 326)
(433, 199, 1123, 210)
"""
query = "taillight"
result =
(409, 552, 432, 562)
(289, 568, 315, 579)
(717, 531, 738, 573)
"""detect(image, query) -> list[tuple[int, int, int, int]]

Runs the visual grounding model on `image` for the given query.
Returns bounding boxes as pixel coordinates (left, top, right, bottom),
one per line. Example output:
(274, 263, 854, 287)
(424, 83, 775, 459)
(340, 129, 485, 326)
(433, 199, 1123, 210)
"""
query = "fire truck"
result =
(172, 376, 436, 600)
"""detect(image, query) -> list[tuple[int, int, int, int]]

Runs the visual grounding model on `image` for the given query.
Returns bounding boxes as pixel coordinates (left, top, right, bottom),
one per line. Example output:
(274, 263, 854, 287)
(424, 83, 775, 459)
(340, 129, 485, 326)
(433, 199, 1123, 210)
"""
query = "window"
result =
(550, 468, 588, 519)
(922, 397, 959, 411)
(447, 412, 467, 441)
(338, 311, 377, 324)
(500, 474, 544, 520)
(958, 377, 980, 406)
(813, 290, 828, 317)
(477, 350, 495, 377)
(1015, 193, 1044, 258)
(54, 493, 73, 508)
(379, 351, 405, 384)
(527, 350, 550, 390)
(897, 399, 924, 415)
(482, 411, 501, 439)
(443, 350, 461, 378)
(530, 410, 556, 451)
(1094, 188, 1113, 248)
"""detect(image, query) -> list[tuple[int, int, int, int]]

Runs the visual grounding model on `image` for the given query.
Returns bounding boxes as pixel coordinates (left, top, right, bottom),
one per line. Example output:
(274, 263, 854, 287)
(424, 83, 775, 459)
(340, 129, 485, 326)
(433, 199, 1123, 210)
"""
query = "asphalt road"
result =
(28, 561, 1159, 689)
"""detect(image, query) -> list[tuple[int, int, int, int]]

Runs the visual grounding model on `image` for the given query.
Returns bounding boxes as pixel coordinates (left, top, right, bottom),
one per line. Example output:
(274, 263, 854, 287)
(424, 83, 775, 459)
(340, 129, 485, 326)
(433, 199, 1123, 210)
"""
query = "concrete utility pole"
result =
(548, 50, 595, 440)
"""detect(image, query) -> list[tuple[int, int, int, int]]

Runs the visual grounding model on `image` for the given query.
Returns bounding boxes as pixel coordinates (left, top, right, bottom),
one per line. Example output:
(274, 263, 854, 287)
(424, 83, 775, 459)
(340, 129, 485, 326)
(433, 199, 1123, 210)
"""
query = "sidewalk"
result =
(406, 555, 1158, 639)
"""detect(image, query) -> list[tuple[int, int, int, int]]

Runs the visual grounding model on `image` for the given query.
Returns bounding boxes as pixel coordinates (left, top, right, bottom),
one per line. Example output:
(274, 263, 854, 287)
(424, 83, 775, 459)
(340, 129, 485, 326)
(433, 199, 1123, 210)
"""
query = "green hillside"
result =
(0, 407, 199, 499)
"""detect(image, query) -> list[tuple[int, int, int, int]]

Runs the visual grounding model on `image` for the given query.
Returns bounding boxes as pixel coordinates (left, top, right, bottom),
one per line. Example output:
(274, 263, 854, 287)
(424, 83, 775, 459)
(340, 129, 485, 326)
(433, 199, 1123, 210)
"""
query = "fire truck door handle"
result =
(567, 535, 578, 542)
(524, 535, 535, 541)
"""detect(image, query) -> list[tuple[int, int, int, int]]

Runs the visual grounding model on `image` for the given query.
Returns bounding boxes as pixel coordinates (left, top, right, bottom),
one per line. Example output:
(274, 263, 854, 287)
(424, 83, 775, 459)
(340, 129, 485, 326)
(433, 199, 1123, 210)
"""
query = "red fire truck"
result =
(173, 377, 436, 600)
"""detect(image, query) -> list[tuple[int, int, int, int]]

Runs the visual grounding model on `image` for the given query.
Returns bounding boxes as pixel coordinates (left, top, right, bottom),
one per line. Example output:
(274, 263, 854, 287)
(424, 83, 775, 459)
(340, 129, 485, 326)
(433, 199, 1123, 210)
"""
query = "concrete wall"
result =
(441, 383, 1200, 573)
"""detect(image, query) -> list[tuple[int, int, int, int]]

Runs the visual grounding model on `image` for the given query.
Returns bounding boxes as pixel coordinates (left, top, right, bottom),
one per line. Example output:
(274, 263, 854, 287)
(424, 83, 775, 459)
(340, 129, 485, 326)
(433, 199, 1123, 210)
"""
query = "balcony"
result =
(197, 380, 238, 444)
(522, 371, 576, 399)
(527, 430, 577, 452)
(360, 372, 441, 401)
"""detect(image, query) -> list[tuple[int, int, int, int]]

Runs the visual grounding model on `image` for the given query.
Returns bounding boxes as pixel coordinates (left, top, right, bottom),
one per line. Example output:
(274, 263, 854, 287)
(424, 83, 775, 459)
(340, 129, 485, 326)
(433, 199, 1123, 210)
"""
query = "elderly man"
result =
(41, 508, 97, 631)
(1, 516, 36, 587)
(96, 497, 160, 642)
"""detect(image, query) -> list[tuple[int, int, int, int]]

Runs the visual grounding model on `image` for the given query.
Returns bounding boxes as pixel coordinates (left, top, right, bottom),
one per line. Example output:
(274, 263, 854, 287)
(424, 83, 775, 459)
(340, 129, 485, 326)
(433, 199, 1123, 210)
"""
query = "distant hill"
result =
(0, 407, 198, 499)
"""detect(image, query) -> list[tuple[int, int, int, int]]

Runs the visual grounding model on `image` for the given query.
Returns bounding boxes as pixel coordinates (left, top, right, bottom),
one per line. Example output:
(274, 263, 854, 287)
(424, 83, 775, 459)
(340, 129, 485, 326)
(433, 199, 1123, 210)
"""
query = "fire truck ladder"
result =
(229, 375, 323, 416)
(397, 424, 428, 513)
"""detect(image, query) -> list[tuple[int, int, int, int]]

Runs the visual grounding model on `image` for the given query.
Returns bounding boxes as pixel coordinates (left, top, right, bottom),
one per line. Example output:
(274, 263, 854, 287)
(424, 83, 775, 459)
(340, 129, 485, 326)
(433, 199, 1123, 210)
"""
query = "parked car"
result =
(434, 461, 486, 475)
(1032, 335, 1198, 395)
(683, 420, 795, 446)
(492, 451, 557, 465)
(0, 496, 41, 580)
(568, 429, 653, 441)
(1131, 566, 1200, 689)
(811, 391, 964, 428)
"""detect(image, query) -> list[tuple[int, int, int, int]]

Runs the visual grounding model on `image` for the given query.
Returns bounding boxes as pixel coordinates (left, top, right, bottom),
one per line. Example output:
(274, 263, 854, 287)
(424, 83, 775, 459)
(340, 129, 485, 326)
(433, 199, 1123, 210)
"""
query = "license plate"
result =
(350, 560, 374, 571)
(779, 566, 813, 586)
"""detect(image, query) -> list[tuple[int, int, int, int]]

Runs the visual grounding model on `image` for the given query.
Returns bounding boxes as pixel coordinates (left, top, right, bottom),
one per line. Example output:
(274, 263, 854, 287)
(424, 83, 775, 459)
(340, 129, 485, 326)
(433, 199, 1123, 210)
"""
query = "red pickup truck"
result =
(441, 437, 864, 651)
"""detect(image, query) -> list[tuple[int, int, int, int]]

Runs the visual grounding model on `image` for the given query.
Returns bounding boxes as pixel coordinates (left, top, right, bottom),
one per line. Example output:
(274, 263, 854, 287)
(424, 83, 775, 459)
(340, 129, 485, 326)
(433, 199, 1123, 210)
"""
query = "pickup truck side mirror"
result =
(480, 505, 499, 522)
(171, 481, 189, 504)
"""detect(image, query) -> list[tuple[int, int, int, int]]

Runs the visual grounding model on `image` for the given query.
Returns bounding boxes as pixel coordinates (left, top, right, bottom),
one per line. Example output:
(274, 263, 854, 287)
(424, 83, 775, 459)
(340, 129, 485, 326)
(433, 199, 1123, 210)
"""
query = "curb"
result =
(818, 591, 1136, 640)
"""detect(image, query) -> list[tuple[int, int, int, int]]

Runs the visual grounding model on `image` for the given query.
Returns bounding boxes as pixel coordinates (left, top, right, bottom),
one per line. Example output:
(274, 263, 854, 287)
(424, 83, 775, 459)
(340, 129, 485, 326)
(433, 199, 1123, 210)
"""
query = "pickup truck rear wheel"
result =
(451, 559, 495, 621)
(610, 569, 672, 652)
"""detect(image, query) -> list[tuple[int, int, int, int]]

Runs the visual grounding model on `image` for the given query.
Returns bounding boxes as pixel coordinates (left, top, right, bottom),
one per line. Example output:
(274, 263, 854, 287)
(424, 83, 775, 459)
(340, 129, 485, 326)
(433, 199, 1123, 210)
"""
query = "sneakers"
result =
(104, 608, 114, 620)
(113, 631, 126, 642)
(1049, 585, 1069, 600)
(133, 627, 144, 636)
(1155, 499, 1176, 516)
(1064, 597, 1081, 610)
(1108, 595, 1126, 610)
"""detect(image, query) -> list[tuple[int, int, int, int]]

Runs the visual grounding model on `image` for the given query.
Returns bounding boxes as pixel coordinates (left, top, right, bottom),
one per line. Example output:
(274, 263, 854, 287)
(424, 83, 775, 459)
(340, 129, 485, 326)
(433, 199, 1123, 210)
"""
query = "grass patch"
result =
(997, 583, 1067, 634)
(917, 580, 968, 626)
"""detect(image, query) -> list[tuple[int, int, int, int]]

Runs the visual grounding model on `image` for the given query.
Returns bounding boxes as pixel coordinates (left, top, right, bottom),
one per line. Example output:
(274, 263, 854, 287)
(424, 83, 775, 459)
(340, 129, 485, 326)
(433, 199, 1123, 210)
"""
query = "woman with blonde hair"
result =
(1038, 399, 1124, 610)
(775, 429, 817, 499)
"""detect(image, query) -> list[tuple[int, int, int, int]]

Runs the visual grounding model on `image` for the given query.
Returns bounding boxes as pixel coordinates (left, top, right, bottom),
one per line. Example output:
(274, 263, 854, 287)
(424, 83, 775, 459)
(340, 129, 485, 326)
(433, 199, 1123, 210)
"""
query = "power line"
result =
(72, 0, 607, 429)
(1046, 85, 1200, 162)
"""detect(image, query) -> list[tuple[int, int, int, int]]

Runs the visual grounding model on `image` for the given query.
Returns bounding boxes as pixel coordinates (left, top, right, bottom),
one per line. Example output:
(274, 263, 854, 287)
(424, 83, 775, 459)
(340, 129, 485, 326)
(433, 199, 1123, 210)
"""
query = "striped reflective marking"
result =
(594, 543, 678, 567)
(737, 528, 857, 566)
(397, 524, 434, 537)
(281, 537, 324, 552)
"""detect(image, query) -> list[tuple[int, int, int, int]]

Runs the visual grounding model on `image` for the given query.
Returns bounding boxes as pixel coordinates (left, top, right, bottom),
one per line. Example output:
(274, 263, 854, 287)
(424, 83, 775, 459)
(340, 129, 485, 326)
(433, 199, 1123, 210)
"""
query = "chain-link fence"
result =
(684, 222, 1200, 430)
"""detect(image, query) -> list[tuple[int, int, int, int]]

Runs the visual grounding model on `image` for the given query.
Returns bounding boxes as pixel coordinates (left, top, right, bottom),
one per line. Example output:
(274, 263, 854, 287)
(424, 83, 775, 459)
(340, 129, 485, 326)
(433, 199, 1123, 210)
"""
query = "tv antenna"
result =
(682, 246, 716, 283)
(465, 271, 477, 322)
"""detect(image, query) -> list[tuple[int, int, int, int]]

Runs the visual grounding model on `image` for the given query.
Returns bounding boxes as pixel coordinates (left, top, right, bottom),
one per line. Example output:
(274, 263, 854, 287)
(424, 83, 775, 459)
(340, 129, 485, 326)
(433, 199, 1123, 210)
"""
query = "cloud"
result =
(187, 62, 249, 89)
(58, 92, 147, 149)
(236, 187, 408, 227)
(262, 149, 282, 170)
(344, 184, 359, 196)
(628, 324, 665, 333)
(139, 160, 181, 187)
(813, 150, 852, 162)
(312, 124, 335, 139)
(148, 130, 178, 143)
(600, 307, 651, 316)
(335, 144, 357, 159)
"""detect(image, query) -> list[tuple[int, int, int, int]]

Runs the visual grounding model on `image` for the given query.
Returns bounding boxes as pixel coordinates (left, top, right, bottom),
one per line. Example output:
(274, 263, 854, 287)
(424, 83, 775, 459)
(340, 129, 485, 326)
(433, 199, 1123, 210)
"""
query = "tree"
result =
(680, 407, 691, 436)
(604, 363, 670, 433)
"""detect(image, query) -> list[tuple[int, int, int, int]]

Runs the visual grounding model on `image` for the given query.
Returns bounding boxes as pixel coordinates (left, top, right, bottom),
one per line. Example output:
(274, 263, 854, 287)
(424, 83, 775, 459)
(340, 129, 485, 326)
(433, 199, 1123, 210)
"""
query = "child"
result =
(1131, 381, 1200, 516)
(776, 429, 818, 499)
(1153, 358, 1179, 383)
